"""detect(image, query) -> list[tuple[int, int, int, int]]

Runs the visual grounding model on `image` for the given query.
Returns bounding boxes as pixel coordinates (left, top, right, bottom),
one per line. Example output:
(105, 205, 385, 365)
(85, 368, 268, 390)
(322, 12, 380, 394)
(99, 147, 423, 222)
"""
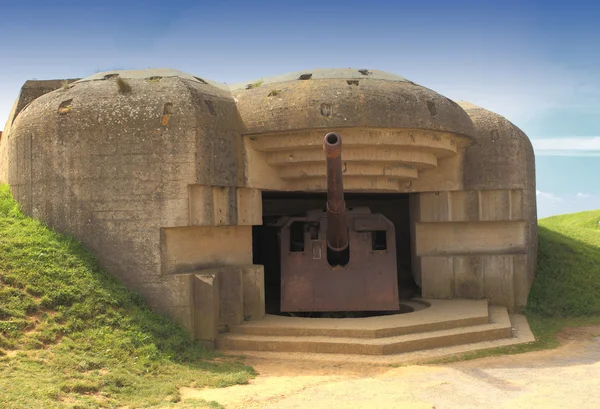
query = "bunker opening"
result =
(253, 191, 419, 317)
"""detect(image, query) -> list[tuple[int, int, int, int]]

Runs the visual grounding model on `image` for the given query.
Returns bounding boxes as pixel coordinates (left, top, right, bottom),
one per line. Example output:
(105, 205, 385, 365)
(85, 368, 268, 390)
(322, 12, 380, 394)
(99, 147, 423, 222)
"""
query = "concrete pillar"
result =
(192, 274, 220, 346)
(218, 268, 244, 329)
(242, 265, 265, 321)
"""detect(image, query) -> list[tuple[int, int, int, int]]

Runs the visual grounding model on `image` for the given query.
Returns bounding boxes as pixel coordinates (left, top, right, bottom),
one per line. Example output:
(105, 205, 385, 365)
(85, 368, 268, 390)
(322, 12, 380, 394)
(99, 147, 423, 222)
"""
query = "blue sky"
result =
(1, 0, 598, 218)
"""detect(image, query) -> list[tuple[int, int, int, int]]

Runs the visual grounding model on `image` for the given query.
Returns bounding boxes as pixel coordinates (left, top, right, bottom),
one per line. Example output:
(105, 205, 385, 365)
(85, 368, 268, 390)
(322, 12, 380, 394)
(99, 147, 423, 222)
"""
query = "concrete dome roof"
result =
(232, 67, 476, 138)
(228, 68, 412, 90)
(457, 101, 533, 149)
(75, 68, 230, 91)
(57, 67, 476, 139)
(457, 101, 535, 191)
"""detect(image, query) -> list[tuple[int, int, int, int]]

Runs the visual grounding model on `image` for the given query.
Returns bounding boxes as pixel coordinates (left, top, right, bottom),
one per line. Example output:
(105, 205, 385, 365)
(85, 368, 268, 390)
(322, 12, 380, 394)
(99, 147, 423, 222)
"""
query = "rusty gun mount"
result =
(278, 132, 400, 312)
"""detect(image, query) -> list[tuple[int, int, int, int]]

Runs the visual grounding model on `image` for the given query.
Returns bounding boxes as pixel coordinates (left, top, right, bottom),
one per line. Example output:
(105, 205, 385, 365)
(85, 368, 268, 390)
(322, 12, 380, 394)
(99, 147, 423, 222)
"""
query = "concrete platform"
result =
(217, 299, 536, 361)
(229, 299, 489, 338)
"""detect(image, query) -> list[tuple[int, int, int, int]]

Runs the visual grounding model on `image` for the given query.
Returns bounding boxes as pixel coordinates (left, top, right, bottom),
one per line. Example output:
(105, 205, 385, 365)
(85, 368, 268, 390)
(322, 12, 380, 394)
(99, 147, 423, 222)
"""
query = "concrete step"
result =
(230, 299, 489, 338)
(220, 314, 535, 365)
(217, 306, 512, 355)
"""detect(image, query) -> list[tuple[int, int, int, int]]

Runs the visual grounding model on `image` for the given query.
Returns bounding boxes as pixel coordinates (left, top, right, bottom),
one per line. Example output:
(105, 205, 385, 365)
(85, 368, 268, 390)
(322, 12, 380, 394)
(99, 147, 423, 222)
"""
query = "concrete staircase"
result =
(216, 299, 535, 363)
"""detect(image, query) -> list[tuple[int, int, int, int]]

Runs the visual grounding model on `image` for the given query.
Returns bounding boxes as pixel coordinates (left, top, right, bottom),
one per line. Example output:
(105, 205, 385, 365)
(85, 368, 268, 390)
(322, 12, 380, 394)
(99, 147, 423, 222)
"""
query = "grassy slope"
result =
(0, 184, 254, 409)
(529, 211, 600, 317)
(524, 209, 600, 348)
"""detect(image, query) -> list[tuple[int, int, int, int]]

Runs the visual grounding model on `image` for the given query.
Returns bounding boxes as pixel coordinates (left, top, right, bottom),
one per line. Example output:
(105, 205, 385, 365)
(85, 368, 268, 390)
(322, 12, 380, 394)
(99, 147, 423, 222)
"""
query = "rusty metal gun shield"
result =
(279, 210, 400, 312)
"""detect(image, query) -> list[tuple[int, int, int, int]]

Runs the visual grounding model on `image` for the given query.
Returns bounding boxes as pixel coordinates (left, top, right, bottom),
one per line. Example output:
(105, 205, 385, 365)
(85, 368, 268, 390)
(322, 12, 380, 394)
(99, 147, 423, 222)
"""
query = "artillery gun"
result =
(278, 132, 400, 312)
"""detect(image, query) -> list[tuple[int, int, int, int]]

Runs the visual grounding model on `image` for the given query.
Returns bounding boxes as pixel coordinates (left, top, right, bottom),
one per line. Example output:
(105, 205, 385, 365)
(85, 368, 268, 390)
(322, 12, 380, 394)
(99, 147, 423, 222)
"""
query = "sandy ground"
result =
(183, 326, 600, 409)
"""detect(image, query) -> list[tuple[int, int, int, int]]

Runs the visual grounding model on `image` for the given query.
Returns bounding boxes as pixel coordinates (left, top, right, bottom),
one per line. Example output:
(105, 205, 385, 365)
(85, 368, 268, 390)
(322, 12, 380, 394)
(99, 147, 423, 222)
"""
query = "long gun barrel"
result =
(323, 132, 349, 253)
(278, 131, 400, 310)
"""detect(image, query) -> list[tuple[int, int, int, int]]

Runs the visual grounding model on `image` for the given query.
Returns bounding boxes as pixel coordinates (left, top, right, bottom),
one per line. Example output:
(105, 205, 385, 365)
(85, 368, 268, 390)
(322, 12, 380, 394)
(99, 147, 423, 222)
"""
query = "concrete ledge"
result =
(229, 299, 489, 338)
(415, 221, 527, 256)
(160, 225, 253, 275)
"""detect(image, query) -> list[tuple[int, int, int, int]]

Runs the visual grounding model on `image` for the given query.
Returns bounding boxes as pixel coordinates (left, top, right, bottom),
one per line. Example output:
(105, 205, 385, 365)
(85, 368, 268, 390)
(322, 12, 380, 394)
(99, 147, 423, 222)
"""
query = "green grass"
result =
(528, 211, 600, 317)
(524, 211, 600, 346)
(0, 184, 254, 408)
(426, 209, 600, 364)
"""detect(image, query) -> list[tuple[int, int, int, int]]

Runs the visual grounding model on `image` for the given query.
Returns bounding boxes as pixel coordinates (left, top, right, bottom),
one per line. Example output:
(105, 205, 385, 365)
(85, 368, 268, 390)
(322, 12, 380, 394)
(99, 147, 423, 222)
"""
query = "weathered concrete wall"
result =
(410, 102, 537, 312)
(0, 100, 18, 183)
(1, 67, 538, 336)
(11, 79, 80, 124)
(1, 80, 79, 183)
(4, 70, 264, 339)
(460, 102, 537, 310)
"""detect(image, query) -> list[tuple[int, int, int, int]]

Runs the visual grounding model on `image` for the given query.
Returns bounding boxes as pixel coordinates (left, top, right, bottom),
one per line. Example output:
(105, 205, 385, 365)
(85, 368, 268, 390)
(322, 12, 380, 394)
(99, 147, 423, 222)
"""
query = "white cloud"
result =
(536, 190, 563, 203)
(531, 137, 600, 156)
(536, 190, 600, 218)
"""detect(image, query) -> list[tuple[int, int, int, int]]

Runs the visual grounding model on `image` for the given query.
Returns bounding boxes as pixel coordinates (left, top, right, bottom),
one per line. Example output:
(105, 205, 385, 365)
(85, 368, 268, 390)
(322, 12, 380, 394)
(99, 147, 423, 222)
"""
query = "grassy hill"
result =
(1, 182, 600, 406)
(520, 209, 600, 349)
(529, 210, 600, 317)
(0, 184, 254, 409)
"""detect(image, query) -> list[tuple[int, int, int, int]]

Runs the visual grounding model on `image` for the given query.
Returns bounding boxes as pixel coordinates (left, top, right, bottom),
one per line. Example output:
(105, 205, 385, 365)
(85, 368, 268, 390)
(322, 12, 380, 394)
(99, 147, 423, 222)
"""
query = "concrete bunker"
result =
(0, 68, 537, 355)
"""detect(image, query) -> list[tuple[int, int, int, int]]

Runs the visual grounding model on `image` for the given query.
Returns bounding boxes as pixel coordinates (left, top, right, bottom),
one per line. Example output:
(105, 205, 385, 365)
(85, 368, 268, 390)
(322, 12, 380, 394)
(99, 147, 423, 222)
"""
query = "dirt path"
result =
(183, 326, 600, 409)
